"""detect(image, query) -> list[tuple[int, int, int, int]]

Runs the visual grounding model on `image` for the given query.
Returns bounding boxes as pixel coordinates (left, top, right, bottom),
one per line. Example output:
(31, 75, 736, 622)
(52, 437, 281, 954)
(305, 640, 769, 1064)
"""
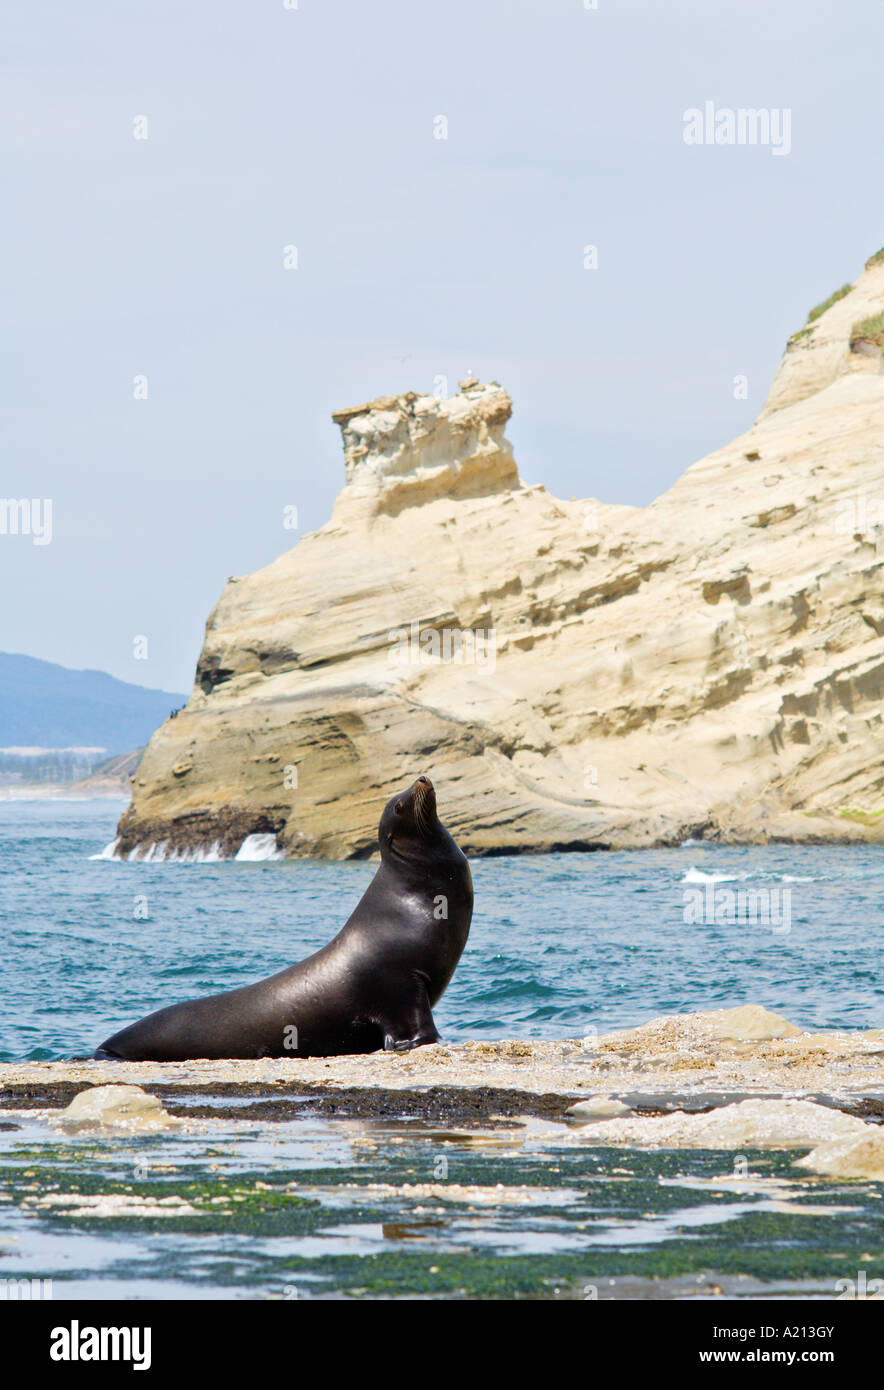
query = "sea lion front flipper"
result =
(382, 1027, 440, 1052)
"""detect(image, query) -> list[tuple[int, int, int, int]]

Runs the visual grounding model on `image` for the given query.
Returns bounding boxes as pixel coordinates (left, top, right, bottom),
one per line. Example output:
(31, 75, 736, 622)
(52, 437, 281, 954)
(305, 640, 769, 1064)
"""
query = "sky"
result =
(1, 0, 883, 692)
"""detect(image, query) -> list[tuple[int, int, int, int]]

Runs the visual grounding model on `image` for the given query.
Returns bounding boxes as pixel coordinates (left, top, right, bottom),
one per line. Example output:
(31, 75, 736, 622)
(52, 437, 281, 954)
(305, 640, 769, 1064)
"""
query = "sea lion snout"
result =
(411, 775, 437, 835)
(413, 774, 436, 806)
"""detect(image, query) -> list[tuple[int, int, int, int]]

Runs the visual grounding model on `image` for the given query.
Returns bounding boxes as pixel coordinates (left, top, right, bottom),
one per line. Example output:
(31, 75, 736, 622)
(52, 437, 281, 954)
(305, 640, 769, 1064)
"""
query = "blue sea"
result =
(2, 798, 883, 1062)
(3, 796, 884, 1300)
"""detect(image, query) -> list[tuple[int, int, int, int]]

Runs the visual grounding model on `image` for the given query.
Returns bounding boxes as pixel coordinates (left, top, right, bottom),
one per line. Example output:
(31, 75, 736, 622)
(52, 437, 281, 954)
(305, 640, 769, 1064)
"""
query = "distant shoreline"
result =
(0, 788, 129, 801)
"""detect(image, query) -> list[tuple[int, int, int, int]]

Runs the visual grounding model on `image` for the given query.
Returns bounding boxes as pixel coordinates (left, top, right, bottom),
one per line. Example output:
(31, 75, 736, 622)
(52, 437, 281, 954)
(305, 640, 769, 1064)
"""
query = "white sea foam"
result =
(135, 839, 169, 863)
(89, 838, 122, 861)
(163, 840, 225, 864)
(91, 839, 227, 864)
(681, 867, 741, 884)
(681, 867, 821, 886)
(90, 834, 282, 864)
(234, 833, 285, 862)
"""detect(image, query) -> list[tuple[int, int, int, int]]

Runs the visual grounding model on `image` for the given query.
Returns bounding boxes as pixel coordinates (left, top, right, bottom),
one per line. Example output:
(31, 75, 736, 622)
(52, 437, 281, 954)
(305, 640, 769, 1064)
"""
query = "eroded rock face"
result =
(761, 250, 884, 418)
(116, 251, 884, 859)
(331, 382, 518, 515)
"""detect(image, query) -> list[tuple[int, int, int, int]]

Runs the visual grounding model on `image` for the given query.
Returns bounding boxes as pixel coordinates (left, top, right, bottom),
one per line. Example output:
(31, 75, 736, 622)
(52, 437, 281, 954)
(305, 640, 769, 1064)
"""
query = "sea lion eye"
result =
(394, 800, 404, 815)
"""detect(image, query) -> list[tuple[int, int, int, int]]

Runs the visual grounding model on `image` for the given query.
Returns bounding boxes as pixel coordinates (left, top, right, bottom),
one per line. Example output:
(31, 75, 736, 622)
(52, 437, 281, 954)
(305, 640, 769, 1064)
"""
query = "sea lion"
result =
(93, 775, 472, 1061)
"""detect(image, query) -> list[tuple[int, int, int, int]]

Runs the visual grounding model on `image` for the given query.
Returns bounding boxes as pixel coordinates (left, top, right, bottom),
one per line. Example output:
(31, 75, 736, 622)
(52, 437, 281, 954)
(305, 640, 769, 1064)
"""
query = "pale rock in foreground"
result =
(709, 1005, 803, 1042)
(573, 1098, 868, 1150)
(595, 1004, 806, 1052)
(114, 248, 884, 858)
(798, 1130, 884, 1180)
(52, 1084, 182, 1133)
(567, 1096, 632, 1121)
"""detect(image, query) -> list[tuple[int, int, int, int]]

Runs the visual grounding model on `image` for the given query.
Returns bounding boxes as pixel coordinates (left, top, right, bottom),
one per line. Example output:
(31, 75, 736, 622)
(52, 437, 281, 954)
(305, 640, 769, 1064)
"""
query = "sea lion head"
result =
(379, 775, 440, 856)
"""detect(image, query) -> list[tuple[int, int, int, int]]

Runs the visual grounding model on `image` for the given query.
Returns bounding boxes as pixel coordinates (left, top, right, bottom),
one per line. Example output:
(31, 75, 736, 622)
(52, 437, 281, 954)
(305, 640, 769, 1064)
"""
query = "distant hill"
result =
(0, 653, 187, 754)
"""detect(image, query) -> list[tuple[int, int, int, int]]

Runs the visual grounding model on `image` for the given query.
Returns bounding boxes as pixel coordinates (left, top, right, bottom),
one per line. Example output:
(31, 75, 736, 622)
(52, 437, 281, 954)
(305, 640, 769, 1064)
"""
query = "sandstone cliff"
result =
(114, 252, 884, 859)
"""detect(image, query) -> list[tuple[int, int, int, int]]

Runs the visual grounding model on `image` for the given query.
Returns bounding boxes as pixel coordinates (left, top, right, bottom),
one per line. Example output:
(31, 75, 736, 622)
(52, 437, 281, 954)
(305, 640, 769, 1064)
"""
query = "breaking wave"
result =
(681, 867, 742, 884)
(89, 834, 284, 863)
(234, 833, 285, 862)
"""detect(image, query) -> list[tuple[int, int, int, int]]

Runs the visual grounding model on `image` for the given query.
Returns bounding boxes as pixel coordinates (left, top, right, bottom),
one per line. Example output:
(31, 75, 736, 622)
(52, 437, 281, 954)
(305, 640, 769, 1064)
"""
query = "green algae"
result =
(2, 1127, 882, 1299)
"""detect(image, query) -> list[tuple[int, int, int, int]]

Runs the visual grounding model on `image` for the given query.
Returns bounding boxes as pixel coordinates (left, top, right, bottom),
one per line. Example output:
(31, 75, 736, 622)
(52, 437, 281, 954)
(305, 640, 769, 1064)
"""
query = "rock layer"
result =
(116, 252, 884, 859)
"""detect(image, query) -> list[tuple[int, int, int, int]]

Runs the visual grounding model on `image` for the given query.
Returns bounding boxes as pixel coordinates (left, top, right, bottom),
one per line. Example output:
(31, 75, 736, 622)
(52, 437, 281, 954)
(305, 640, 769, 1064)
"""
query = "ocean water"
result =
(1, 798, 883, 1062)
(3, 797, 884, 1300)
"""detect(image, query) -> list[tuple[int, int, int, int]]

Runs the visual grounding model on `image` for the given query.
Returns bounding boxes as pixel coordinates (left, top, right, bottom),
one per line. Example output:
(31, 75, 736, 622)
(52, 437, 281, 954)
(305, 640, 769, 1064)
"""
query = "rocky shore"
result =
(5, 1007, 884, 1176)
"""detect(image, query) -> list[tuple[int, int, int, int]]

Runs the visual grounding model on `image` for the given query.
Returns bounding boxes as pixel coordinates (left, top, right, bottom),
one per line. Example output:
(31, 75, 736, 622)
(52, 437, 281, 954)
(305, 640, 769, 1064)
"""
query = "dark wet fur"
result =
(93, 776, 473, 1063)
